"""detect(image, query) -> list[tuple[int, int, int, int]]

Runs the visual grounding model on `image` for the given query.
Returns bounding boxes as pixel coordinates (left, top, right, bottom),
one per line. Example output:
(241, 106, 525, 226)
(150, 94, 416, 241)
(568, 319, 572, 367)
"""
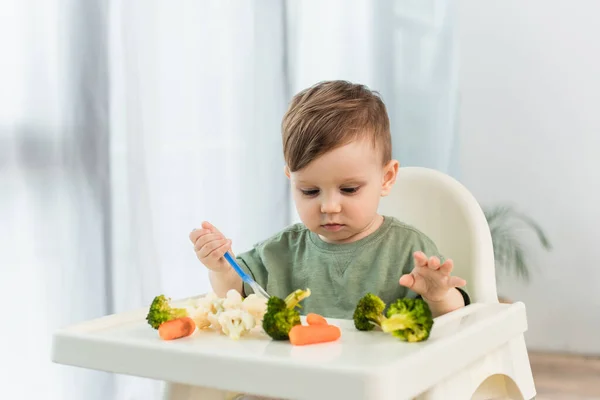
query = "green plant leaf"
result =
(483, 203, 551, 283)
(509, 211, 552, 251)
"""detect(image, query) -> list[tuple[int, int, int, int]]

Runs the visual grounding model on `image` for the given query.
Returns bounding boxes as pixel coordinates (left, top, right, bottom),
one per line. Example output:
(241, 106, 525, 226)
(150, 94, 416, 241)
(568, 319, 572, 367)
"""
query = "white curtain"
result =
(287, 0, 459, 223)
(109, 2, 289, 398)
(1, 1, 114, 399)
(1, 1, 288, 399)
(1, 1, 457, 399)
(288, 0, 460, 175)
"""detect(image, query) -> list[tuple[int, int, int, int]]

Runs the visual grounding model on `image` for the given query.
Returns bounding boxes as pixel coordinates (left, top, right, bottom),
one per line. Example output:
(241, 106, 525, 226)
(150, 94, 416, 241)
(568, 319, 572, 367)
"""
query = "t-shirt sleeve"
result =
(408, 233, 471, 307)
(236, 245, 268, 297)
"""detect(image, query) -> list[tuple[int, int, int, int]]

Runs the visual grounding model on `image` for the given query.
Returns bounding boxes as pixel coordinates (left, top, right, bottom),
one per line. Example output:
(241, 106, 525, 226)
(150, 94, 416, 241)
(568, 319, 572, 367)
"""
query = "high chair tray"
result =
(51, 298, 528, 400)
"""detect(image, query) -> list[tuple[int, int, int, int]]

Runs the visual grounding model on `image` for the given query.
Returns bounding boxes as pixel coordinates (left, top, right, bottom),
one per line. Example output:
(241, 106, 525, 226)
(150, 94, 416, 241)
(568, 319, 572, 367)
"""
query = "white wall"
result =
(457, 0, 600, 355)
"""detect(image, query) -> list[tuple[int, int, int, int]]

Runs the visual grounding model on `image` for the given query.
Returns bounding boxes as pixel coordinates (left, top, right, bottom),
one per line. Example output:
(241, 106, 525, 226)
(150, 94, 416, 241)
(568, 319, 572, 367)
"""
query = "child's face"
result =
(286, 138, 398, 244)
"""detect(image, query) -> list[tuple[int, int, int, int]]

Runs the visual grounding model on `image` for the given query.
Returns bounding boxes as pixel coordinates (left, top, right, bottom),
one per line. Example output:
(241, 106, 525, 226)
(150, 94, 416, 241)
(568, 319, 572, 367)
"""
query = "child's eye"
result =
(341, 187, 360, 194)
(300, 189, 320, 197)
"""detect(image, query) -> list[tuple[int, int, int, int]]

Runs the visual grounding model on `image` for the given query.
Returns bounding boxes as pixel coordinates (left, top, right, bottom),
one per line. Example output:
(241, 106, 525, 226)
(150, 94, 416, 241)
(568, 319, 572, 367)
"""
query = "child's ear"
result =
(284, 165, 291, 179)
(381, 159, 399, 196)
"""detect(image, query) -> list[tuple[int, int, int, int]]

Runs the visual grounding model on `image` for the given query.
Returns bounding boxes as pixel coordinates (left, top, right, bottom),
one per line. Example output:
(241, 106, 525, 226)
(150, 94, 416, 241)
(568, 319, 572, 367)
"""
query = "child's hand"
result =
(189, 221, 233, 273)
(399, 251, 467, 303)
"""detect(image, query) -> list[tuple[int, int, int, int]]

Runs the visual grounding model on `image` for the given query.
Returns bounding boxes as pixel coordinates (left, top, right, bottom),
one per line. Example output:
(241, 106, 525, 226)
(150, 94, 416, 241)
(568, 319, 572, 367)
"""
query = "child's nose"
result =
(320, 195, 342, 214)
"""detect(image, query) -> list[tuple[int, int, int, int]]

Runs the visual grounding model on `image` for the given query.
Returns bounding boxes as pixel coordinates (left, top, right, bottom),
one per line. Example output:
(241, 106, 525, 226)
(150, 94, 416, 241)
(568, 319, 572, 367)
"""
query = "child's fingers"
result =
(399, 273, 415, 288)
(202, 221, 223, 236)
(198, 238, 230, 259)
(194, 233, 225, 251)
(439, 259, 454, 274)
(428, 256, 441, 270)
(208, 239, 232, 260)
(413, 251, 428, 268)
(400, 273, 428, 296)
(448, 276, 467, 287)
(189, 228, 210, 244)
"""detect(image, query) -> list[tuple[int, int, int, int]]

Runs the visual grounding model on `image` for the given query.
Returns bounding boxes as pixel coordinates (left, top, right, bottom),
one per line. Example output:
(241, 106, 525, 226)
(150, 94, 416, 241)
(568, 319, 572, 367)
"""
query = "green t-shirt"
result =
(236, 216, 446, 319)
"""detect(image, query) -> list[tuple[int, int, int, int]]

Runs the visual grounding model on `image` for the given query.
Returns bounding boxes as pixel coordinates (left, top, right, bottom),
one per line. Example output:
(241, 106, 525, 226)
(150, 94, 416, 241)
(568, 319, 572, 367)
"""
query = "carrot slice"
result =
(158, 317, 196, 340)
(306, 313, 328, 326)
(289, 324, 341, 346)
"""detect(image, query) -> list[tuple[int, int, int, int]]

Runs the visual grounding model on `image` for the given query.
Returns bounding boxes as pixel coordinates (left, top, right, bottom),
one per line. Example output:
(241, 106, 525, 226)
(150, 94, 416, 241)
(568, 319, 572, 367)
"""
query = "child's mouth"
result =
(322, 223, 344, 232)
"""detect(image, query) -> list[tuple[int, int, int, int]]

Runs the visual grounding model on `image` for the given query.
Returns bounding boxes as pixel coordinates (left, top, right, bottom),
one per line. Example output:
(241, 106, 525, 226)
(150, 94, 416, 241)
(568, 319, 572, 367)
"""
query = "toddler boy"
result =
(190, 80, 469, 318)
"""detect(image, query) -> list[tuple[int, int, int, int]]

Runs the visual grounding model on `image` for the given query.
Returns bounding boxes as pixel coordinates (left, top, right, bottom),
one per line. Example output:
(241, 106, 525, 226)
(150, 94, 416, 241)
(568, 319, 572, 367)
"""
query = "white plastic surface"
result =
(52, 297, 532, 400)
(378, 166, 499, 303)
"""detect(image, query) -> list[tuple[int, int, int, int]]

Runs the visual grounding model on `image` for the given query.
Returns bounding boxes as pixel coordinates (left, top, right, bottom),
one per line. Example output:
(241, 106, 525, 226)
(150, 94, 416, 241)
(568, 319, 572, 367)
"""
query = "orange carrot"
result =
(306, 313, 328, 326)
(289, 324, 341, 346)
(158, 317, 196, 340)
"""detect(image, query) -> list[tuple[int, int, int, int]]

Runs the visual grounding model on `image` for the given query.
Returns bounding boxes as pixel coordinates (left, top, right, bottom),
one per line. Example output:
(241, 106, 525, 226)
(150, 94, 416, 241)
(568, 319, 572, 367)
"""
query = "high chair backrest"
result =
(378, 167, 499, 303)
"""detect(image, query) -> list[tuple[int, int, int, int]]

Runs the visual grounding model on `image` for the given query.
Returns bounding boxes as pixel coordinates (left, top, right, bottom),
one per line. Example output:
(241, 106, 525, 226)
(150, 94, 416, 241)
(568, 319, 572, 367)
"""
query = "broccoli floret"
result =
(262, 289, 311, 340)
(262, 305, 300, 340)
(353, 294, 434, 342)
(380, 298, 434, 342)
(353, 293, 387, 331)
(146, 294, 189, 329)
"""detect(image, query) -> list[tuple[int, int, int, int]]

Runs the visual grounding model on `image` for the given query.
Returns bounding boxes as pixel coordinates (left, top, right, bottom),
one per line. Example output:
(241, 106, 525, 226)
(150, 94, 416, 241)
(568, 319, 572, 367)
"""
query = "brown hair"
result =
(282, 80, 392, 172)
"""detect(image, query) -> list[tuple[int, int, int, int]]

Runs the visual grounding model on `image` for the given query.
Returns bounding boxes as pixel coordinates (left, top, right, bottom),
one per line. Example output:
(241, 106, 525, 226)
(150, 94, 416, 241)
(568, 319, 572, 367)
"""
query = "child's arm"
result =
(422, 287, 466, 317)
(208, 268, 243, 298)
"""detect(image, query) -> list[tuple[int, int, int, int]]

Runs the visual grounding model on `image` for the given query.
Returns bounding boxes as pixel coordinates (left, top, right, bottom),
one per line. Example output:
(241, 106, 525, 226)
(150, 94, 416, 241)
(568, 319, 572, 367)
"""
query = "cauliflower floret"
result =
(200, 292, 219, 303)
(189, 296, 213, 329)
(218, 309, 256, 340)
(241, 294, 268, 323)
(187, 292, 226, 330)
(207, 310, 222, 330)
(180, 291, 264, 338)
(210, 296, 226, 313)
(190, 311, 211, 329)
(223, 289, 243, 309)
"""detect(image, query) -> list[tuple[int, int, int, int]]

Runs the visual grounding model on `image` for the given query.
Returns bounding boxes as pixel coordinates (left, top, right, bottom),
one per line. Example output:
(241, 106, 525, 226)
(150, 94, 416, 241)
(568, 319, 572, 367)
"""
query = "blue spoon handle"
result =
(223, 251, 270, 298)
(223, 251, 251, 283)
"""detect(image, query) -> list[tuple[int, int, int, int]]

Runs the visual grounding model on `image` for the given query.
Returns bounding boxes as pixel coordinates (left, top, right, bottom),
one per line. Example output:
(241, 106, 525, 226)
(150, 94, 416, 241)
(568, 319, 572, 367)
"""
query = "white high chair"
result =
(378, 166, 536, 399)
(51, 167, 536, 400)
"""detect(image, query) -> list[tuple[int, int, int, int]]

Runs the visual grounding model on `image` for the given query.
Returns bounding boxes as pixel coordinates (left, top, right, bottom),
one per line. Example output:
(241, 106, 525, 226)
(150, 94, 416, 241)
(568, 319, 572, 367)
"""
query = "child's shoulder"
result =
(383, 216, 437, 247)
(252, 222, 310, 249)
(360, 216, 443, 267)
